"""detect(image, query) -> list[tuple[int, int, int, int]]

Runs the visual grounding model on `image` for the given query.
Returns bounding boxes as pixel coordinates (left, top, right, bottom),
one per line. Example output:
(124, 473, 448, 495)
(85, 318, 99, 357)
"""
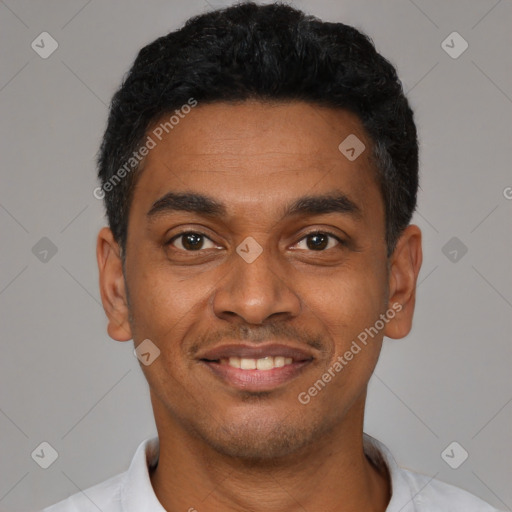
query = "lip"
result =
(198, 343, 314, 362)
(197, 343, 315, 392)
(201, 359, 313, 391)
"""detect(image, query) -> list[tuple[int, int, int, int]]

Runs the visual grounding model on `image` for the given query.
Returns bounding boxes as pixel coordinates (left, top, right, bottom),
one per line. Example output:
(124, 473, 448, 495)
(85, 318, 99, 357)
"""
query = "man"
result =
(41, 2, 502, 511)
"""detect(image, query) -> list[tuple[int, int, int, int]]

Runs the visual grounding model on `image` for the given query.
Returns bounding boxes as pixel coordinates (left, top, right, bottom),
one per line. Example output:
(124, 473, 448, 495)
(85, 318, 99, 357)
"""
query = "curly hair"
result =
(97, 2, 418, 259)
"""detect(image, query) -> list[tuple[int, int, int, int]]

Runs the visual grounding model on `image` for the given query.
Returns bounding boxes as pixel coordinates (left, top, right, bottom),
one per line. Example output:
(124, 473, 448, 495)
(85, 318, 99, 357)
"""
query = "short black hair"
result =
(97, 1, 418, 259)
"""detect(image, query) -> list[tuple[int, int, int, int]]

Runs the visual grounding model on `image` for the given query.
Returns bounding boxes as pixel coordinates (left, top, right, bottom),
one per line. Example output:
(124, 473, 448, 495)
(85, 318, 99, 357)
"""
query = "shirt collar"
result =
(363, 432, 419, 511)
(121, 436, 166, 512)
(122, 433, 416, 512)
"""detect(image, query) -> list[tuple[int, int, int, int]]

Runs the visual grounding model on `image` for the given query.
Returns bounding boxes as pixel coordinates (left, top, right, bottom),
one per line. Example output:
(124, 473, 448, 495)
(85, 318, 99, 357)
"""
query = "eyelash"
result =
(166, 230, 346, 252)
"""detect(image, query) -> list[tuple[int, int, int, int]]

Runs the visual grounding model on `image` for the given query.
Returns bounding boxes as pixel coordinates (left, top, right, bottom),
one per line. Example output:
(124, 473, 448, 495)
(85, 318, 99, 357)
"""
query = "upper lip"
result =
(198, 343, 315, 362)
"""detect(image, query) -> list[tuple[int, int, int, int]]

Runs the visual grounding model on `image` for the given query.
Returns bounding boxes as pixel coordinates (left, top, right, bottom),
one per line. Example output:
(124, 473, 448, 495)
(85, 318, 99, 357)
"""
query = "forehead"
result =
(130, 100, 383, 226)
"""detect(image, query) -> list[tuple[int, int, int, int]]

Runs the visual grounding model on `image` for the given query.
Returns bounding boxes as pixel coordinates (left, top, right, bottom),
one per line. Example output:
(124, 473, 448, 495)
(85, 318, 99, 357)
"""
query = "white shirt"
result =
(39, 433, 503, 511)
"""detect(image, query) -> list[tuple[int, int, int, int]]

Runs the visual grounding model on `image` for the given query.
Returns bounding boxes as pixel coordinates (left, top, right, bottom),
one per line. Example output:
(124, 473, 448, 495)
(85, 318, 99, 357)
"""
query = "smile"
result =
(219, 355, 294, 370)
(200, 357, 313, 391)
(197, 342, 316, 391)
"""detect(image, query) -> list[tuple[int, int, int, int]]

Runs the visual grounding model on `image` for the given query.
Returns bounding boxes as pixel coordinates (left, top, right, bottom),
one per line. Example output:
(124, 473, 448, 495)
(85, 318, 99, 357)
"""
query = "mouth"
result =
(198, 343, 315, 391)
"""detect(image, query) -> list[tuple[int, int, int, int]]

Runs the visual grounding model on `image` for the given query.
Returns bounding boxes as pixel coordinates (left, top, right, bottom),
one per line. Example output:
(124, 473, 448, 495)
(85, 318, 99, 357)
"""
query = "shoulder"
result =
(400, 467, 504, 512)
(37, 471, 125, 512)
(362, 433, 503, 512)
(35, 436, 159, 512)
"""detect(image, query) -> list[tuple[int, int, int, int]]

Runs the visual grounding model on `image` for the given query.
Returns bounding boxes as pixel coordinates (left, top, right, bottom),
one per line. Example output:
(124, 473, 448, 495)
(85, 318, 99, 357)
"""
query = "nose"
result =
(211, 242, 301, 325)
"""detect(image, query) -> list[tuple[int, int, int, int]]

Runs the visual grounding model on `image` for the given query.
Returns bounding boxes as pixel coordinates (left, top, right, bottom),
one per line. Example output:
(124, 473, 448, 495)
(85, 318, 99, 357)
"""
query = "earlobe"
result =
(384, 224, 423, 340)
(96, 227, 133, 342)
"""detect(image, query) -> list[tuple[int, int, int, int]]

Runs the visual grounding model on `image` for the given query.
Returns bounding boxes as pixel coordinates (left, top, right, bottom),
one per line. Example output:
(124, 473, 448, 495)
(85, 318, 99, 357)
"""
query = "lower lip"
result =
(200, 360, 312, 391)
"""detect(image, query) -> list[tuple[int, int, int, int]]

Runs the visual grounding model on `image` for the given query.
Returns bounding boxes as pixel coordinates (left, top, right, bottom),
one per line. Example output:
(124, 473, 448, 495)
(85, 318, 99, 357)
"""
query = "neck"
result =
(149, 396, 391, 512)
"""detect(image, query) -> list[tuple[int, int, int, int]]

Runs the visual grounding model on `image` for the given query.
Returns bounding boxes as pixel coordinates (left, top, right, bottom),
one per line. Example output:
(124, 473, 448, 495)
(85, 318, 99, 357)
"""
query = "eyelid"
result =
(291, 230, 346, 250)
(166, 229, 346, 251)
(167, 230, 218, 249)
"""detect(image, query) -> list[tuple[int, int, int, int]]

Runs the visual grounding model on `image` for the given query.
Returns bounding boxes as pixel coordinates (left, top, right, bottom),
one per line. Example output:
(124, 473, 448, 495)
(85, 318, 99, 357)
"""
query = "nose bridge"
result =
(212, 239, 300, 324)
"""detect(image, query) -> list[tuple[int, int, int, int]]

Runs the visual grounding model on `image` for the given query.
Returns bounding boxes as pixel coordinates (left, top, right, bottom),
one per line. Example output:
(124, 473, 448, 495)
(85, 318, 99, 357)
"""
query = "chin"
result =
(218, 427, 311, 460)
(196, 411, 324, 461)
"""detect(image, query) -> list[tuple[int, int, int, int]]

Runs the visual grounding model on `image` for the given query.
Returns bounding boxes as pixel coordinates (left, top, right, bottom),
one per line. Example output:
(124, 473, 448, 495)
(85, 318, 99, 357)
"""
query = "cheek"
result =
(127, 267, 202, 400)
(125, 254, 206, 348)
(299, 260, 387, 341)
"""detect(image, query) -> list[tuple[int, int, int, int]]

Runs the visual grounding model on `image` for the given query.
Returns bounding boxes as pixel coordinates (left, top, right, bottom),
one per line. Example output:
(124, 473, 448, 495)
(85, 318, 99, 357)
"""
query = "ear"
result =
(96, 227, 132, 341)
(384, 224, 423, 339)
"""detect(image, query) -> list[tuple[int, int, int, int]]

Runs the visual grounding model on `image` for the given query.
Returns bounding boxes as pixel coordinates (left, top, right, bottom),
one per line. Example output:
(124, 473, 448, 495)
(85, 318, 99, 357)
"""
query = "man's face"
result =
(111, 101, 397, 459)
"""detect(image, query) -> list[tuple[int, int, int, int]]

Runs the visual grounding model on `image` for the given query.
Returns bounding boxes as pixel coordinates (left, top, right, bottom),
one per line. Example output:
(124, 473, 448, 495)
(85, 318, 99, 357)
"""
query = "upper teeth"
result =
(220, 356, 293, 370)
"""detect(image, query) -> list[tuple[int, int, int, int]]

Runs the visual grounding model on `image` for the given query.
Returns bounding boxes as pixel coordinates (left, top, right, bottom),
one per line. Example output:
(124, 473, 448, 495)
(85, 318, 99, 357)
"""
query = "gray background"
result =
(0, 0, 511, 510)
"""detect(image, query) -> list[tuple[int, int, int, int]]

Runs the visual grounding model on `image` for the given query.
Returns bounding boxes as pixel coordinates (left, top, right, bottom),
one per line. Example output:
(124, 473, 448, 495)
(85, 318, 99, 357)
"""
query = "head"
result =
(96, 2, 422, 460)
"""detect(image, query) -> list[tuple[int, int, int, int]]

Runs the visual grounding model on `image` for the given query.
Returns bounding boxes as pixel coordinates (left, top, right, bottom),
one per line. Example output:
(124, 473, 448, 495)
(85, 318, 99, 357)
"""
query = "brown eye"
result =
(168, 232, 216, 251)
(295, 232, 343, 251)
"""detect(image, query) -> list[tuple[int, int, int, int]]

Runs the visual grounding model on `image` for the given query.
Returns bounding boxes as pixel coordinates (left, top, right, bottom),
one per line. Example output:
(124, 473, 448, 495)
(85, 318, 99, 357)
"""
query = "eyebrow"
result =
(146, 191, 362, 222)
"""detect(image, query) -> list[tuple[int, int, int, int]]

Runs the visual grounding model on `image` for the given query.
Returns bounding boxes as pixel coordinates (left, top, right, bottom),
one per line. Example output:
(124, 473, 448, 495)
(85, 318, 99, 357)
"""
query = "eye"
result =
(294, 231, 344, 251)
(168, 231, 218, 251)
